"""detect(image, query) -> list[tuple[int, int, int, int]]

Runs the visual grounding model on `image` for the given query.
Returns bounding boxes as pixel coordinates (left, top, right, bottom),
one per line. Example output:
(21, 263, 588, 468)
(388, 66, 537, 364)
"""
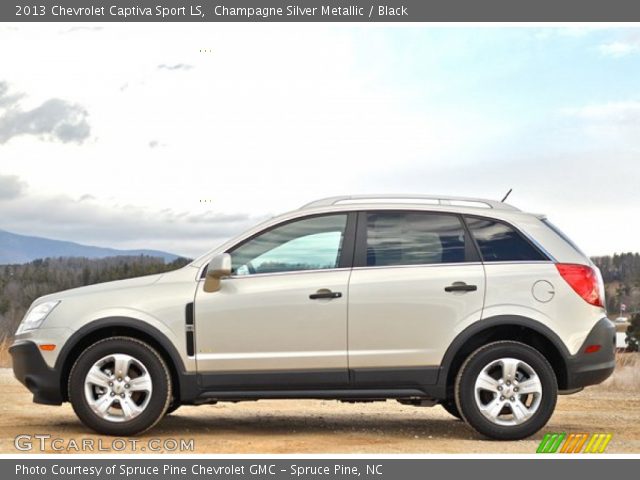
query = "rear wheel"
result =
(455, 341, 557, 440)
(68, 337, 171, 436)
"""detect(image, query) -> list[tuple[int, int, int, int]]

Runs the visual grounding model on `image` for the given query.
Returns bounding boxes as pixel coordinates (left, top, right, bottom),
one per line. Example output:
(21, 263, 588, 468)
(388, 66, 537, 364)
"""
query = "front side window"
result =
(366, 212, 466, 266)
(230, 214, 348, 276)
(465, 217, 547, 262)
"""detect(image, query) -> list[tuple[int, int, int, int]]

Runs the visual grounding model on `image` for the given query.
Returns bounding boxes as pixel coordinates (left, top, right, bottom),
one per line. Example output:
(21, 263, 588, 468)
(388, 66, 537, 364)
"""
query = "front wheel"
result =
(455, 341, 557, 440)
(440, 400, 462, 420)
(165, 402, 181, 416)
(68, 337, 172, 436)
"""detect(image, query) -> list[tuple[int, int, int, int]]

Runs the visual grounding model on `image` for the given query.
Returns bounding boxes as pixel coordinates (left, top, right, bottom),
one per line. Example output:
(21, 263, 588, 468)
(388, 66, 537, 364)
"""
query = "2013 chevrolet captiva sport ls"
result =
(10, 195, 615, 440)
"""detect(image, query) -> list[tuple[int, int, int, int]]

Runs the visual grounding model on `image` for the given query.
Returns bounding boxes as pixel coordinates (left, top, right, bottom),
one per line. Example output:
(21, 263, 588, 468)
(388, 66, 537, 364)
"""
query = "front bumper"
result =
(565, 317, 616, 390)
(10, 341, 63, 405)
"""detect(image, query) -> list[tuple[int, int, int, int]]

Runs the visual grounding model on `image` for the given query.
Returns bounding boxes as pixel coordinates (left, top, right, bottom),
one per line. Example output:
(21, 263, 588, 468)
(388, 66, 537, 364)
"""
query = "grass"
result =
(598, 352, 640, 391)
(0, 336, 11, 368)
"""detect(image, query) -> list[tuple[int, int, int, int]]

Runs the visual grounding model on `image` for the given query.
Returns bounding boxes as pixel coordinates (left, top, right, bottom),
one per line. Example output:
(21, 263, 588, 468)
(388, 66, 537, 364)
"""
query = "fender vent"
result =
(185, 302, 195, 356)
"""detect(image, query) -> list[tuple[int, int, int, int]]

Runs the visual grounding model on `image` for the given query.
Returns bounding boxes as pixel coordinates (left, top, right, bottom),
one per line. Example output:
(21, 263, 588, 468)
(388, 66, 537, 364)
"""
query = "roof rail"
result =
(300, 194, 519, 211)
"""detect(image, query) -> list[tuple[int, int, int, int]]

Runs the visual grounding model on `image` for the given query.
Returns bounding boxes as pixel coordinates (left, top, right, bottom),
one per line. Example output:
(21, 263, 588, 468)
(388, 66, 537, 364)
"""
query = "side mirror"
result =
(203, 253, 232, 293)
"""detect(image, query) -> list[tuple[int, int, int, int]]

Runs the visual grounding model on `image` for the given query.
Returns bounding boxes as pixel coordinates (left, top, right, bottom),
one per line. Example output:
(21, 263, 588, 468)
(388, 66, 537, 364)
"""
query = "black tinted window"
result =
(466, 217, 546, 262)
(366, 212, 466, 266)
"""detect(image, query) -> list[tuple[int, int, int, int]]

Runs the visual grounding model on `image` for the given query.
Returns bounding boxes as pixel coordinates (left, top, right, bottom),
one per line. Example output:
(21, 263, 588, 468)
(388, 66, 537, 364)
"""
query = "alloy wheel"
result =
(83, 353, 153, 423)
(473, 357, 542, 426)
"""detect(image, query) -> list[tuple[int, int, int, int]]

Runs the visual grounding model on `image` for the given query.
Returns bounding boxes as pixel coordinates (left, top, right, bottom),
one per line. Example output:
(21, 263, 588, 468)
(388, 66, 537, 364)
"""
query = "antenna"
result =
(500, 188, 513, 203)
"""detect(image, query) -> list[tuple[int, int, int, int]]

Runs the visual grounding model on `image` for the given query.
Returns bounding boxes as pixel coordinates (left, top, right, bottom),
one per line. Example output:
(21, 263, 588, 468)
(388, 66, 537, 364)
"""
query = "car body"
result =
(10, 194, 616, 439)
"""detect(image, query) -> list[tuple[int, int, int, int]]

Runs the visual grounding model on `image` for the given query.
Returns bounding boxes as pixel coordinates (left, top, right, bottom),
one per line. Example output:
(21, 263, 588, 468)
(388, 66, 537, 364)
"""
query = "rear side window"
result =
(366, 212, 466, 266)
(465, 217, 547, 262)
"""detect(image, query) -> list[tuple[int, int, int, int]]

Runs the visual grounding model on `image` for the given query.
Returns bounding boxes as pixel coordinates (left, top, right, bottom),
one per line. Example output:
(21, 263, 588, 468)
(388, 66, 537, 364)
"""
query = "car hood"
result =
(37, 273, 165, 303)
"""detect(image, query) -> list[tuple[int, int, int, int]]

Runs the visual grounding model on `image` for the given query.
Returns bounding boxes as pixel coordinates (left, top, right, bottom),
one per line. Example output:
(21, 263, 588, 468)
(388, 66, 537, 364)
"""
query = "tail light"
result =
(555, 263, 605, 308)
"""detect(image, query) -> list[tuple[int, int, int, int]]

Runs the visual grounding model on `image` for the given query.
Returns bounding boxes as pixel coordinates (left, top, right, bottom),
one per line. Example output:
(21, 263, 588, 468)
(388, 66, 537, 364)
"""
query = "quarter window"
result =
(465, 217, 546, 262)
(230, 214, 348, 275)
(365, 212, 466, 266)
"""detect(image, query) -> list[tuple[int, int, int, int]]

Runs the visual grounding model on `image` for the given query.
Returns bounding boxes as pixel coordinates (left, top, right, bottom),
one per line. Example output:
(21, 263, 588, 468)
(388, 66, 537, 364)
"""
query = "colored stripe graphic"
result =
(584, 434, 598, 453)
(537, 433, 612, 453)
(549, 432, 565, 453)
(542, 433, 557, 453)
(598, 434, 612, 453)
(536, 433, 552, 453)
(584, 433, 613, 453)
(587, 434, 603, 453)
(573, 433, 589, 453)
(559, 433, 575, 453)
(562, 433, 588, 453)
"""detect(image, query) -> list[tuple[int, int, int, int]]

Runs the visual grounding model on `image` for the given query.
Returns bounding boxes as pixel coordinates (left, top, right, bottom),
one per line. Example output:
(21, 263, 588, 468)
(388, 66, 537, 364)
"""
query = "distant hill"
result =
(0, 229, 178, 264)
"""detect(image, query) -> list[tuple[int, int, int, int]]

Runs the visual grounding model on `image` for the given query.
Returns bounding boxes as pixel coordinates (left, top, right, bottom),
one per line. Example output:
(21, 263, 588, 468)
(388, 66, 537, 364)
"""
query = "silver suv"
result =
(10, 195, 615, 440)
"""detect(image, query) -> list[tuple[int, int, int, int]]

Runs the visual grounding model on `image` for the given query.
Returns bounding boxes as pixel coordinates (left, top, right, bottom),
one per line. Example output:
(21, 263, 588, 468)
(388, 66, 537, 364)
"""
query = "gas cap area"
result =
(532, 280, 555, 303)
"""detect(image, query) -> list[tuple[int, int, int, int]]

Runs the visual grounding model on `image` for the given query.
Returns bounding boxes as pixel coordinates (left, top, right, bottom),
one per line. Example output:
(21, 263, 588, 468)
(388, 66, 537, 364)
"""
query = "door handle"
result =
(444, 283, 477, 293)
(309, 290, 342, 300)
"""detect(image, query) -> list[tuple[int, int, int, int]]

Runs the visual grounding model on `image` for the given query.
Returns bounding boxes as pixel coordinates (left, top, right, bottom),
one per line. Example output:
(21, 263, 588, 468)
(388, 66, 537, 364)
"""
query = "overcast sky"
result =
(1, 24, 639, 258)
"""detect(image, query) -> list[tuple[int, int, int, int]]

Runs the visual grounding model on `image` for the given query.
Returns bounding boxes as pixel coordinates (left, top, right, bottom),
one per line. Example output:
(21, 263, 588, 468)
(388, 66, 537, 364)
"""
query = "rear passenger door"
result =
(347, 211, 486, 386)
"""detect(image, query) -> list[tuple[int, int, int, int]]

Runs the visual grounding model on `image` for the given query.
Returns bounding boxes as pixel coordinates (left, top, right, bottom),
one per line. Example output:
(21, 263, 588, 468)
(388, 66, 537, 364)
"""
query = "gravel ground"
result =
(1, 368, 638, 454)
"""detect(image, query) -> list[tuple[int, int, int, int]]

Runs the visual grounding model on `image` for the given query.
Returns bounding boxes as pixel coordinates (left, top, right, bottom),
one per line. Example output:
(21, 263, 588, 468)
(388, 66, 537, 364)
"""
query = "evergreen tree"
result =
(626, 313, 640, 352)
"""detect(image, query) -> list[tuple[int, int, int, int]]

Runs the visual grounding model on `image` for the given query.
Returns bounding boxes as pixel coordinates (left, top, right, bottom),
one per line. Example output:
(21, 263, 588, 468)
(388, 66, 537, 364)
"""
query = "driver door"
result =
(194, 213, 355, 390)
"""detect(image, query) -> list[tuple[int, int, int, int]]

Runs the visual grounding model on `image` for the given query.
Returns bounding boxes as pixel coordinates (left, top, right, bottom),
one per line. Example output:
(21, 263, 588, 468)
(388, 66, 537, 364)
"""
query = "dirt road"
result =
(1, 368, 638, 454)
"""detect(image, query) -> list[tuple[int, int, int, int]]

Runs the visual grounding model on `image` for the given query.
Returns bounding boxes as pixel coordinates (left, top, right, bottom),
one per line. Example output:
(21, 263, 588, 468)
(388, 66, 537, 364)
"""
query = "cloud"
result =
(0, 81, 23, 108)
(0, 174, 26, 200)
(561, 101, 640, 144)
(0, 177, 260, 257)
(157, 63, 194, 71)
(147, 140, 168, 148)
(0, 82, 91, 144)
(598, 41, 640, 58)
(563, 100, 640, 124)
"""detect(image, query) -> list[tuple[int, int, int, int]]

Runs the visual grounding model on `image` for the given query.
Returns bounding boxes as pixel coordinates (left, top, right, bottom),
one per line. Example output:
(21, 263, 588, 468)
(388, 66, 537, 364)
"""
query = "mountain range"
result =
(0, 229, 179, 264)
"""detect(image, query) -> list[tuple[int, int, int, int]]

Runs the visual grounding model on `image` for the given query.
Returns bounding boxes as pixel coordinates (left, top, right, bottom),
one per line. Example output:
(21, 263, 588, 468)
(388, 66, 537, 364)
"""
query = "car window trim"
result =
(351, 261, 483, 271)
(225, 267, 353, 280)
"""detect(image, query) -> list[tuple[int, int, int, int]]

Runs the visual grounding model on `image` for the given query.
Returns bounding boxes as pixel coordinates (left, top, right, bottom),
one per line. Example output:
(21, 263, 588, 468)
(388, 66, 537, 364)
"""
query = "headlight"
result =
(16, 300, 60, 335)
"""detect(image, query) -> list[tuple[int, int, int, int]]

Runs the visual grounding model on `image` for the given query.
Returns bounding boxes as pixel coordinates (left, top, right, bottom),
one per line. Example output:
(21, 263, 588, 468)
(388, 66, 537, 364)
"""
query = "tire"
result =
(440, 400, 463, 420)
(68, 336, 172, 436)
(165, 402, 181, 416)
(455, 341, 557, 440)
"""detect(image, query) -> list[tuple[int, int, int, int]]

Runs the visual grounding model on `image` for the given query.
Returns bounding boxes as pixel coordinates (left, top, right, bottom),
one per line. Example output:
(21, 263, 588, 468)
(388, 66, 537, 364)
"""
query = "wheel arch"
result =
(440, 315, 571, 396)
(57, 317, 189, 403)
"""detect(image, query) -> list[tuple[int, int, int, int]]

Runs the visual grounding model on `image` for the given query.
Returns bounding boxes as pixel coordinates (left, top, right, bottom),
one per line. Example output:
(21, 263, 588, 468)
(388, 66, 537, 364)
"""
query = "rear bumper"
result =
(10, 341, 63, 405)
(565, 318, 616, 390)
